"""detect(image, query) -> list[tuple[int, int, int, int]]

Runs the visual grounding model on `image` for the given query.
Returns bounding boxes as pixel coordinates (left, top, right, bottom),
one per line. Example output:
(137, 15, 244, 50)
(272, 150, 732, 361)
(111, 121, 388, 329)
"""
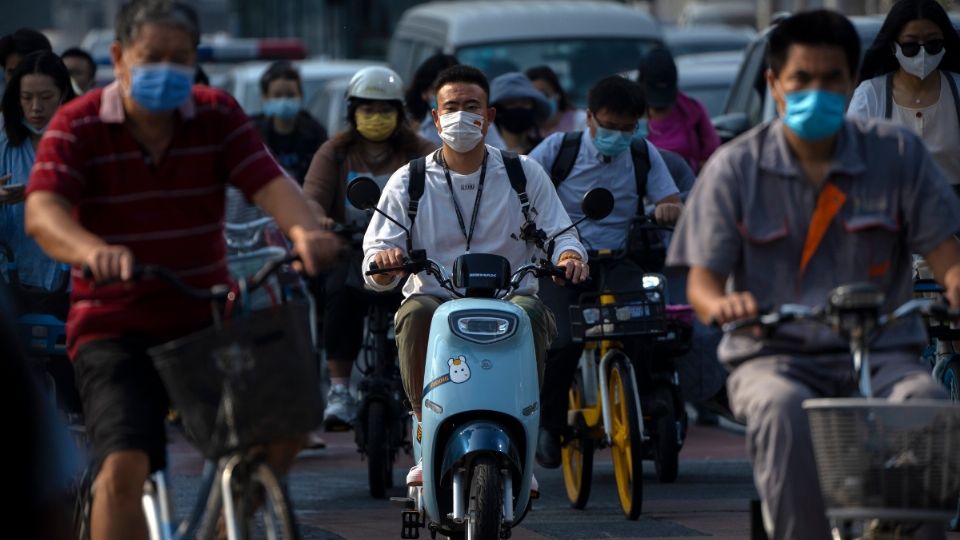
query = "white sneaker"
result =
(407, 459, 423, 486)
(530, 473, 540, 499)
(322, 384, 357, 429)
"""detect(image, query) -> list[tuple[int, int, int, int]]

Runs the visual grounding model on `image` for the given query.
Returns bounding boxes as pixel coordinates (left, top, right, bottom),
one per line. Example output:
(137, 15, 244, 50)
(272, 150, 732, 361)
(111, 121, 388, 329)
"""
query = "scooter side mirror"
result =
(581, 187, 614, 221)
(347, 176, 381, 210)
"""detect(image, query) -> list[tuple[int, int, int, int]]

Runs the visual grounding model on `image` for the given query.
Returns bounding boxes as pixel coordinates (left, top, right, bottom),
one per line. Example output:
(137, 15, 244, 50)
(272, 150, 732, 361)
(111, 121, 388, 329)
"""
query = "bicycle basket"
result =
(149, 303, 320, 458)
(570, 289, 666, 342)
(804, 399, 960, 523)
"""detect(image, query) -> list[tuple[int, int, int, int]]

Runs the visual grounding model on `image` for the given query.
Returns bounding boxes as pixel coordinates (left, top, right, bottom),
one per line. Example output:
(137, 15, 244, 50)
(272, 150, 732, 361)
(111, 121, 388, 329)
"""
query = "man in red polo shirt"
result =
(24, 2, 338, 539)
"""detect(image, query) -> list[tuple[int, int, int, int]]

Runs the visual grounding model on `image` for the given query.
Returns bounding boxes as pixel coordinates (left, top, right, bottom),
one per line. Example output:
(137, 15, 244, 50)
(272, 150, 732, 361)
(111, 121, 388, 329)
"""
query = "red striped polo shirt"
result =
(27, 82, 285, 358)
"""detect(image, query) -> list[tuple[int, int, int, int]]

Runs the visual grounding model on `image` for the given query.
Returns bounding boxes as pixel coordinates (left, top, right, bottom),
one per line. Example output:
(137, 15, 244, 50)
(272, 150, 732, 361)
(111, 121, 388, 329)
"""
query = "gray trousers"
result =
(728, 351, 947, 540)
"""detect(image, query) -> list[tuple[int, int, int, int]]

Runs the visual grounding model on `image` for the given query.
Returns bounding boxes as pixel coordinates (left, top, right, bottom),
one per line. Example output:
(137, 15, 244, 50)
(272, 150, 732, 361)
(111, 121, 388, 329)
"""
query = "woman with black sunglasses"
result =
(850, 0, 960, 185)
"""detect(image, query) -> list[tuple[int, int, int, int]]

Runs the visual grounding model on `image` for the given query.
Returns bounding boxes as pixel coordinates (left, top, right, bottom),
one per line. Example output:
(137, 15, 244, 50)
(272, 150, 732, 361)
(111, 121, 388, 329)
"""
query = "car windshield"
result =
(683, 84, 730, 117)
(456, 38, 662, 107)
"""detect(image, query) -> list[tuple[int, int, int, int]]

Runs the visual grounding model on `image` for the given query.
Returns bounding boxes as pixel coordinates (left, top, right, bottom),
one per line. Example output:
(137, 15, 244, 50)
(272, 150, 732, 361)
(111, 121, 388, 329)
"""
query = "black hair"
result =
(3, 51, 75, 146)
(60, 47, 97, 79)
(859, 0, 960, 81)
(259, 60, 302, 95)
(194, 65, 209, 85)
(404, 53, 459, 120)
(525, 65, 572, 112)
(766, 10, 861, 78)
(434, 65, 490, 106)
(587, 75, 646, 118)
(115, 0, 200, 47)
(0, 28, 52, 67)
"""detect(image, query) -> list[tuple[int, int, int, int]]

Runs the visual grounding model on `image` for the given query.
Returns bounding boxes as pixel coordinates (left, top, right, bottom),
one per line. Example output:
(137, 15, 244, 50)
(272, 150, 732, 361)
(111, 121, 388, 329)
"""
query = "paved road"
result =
(167, 420, 763, 539)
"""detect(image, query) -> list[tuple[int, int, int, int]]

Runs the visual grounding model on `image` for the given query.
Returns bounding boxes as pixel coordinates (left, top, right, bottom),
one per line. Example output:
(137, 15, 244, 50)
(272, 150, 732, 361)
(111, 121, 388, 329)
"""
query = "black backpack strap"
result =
(630, 137, 650, 207)
(407, 155, 428, 228)
(884, 72, 894, 119)
(549, 131, 583, 186)
(499, 149, 531, 221)
(945, 72, 960, 130)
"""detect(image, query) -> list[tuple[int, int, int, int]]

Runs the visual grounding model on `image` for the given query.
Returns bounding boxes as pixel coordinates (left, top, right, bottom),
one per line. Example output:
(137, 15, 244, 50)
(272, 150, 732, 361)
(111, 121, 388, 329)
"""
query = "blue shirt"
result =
(529, 131, 679, 251)
(0, 131, 65, 290)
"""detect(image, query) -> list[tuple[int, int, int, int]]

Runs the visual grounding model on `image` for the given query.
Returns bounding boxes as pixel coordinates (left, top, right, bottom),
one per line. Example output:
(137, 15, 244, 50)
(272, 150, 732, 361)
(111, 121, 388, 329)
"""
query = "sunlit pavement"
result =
(166, 421, 960, 540)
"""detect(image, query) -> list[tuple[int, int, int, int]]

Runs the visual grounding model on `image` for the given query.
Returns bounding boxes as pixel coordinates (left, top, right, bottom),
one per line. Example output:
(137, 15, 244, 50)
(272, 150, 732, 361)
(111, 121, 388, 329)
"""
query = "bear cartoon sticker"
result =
(448, 355, 471, 383)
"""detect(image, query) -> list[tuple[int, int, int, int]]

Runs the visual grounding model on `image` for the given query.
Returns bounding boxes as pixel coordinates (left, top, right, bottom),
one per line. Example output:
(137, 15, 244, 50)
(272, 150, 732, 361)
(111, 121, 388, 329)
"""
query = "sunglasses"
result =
(897, 39, 945, 57)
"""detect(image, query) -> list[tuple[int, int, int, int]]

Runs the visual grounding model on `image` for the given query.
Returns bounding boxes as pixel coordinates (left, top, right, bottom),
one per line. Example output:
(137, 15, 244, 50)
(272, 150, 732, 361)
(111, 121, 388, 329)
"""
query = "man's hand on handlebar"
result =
(84, 245, 135, 282)
(554, 251, 589, 285)
(706, 291, 759, 326)
(371, 247, 407, 286)
(653, 201, 683, 226)
(289, 226, 342, 276)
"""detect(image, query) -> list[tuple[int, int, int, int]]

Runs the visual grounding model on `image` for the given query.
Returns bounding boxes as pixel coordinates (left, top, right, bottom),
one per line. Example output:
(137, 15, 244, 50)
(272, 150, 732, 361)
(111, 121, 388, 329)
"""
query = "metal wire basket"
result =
(804, 398, 960, 523)
(569, 289, 666, 342)
(150, 303, 321, 458)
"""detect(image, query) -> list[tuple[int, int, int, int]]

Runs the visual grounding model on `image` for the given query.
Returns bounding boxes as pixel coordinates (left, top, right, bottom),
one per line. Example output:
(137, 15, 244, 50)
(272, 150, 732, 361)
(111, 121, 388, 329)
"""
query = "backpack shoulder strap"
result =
(630, 137, 651, 205)
(498, 149, 531, 221)
(884, 72, 894, 119)
(549, 131, 584, 186)
(407, 154, 429, 227)
(945, 72, 960, 129)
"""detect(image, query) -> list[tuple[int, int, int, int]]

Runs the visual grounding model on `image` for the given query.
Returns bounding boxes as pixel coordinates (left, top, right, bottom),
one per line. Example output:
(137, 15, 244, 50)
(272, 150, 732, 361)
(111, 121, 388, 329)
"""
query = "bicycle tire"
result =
(653, 387, 680, 484)
(248, 461, 299, 540)
(608, 354, 644, 520)
(561, 371, 594, 509)
(366, 400, 392, 499)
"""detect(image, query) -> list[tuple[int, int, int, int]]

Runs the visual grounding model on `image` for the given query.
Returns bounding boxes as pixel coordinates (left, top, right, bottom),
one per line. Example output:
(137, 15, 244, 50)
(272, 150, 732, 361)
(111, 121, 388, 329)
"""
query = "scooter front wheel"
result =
(562, 371, 594, 509)
(466, 455, 503, 540)
(608, 355, 644, 520)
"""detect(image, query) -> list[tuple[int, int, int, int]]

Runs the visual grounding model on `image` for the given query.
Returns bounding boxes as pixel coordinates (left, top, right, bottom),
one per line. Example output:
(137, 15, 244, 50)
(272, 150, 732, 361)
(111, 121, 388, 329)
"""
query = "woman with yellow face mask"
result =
(303, 66, 436, 431)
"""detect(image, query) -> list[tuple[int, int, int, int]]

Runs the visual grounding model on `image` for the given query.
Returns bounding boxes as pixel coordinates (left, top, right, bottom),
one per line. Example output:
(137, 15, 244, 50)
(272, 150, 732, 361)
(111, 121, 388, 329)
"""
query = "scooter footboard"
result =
(440, 420, 522, 480)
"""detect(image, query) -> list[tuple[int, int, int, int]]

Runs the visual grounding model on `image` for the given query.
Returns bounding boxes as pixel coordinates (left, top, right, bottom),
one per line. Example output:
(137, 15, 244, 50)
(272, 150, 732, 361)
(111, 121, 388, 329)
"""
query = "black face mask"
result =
(495, 107, 537, 133)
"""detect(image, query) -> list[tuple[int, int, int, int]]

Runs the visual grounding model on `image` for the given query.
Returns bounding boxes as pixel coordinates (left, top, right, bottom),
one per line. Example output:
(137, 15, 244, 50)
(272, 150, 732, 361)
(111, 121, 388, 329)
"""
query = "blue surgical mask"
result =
(783, 89, 846, 141)
(21, 118, 47, 136)
(129, 63, 194, 113)
(593, 126, 633, 157)
(262, 97, 301, 120)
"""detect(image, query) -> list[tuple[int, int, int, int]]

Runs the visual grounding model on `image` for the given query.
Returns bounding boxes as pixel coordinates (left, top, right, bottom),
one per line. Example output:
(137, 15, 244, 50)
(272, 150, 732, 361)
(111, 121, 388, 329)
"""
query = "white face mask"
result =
(895, 42, 946, 80)
(438, 111, 485, 153)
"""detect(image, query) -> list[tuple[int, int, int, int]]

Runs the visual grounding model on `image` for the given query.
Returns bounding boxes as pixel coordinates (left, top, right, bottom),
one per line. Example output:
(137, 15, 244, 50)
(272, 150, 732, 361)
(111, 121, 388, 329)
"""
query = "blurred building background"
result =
(1, 0, 956, 59)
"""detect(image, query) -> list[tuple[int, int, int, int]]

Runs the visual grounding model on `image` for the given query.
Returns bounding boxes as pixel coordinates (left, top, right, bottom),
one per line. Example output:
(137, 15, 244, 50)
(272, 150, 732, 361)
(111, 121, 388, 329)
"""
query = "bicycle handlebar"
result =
(81, 254, 299, 301)
(366, 256, 566, 298)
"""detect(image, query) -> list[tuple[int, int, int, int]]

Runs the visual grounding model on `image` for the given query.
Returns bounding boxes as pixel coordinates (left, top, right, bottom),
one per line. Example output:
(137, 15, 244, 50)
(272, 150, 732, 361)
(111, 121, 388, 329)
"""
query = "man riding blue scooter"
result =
(360, 65, 589, 495)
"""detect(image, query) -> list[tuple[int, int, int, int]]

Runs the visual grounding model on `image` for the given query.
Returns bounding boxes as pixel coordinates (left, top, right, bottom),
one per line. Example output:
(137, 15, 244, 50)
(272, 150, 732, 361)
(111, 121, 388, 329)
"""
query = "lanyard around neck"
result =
(439, 150, 488, 253)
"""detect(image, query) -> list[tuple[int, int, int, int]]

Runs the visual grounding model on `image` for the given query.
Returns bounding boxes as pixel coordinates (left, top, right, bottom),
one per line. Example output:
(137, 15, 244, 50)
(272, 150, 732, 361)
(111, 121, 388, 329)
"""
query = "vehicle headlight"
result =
(449, 310, 518, 344)
(642, 275, 664, 290)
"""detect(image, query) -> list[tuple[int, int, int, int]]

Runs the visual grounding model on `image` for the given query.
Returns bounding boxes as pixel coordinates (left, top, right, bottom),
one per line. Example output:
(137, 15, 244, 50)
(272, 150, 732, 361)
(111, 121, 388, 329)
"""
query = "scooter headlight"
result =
(642, 275, 664, 290)
(449, 310, 518, 344)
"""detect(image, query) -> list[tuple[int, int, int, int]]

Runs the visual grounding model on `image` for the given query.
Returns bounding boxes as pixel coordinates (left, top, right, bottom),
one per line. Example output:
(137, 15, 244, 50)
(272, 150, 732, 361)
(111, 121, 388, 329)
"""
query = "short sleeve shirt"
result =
(666, 118, 960, 364)
(528, 131, 679, 251)
(27, 82, 285, 357)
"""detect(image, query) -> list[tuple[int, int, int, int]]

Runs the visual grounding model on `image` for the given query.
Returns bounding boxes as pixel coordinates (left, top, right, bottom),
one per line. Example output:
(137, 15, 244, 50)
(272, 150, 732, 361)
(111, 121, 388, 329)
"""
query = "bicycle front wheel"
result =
(243, 461, 298, 540)
(608, 354, 644, 520)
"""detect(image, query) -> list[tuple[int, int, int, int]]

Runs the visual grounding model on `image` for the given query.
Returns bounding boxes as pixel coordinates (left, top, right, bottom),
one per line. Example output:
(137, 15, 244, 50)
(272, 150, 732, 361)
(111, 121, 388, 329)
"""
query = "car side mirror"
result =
(581, 187, 614, 221)
(346, 176, 381, 210)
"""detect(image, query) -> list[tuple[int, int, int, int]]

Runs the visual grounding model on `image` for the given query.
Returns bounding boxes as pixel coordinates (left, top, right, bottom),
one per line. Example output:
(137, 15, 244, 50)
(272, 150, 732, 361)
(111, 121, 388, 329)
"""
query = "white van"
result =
(388, 0, 663, 107)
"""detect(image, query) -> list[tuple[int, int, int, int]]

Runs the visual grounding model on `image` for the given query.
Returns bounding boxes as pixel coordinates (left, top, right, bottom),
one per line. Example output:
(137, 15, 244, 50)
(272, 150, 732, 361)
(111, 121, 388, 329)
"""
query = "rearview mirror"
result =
(581, 188, 614, 221)
(346, 176, 381, 210)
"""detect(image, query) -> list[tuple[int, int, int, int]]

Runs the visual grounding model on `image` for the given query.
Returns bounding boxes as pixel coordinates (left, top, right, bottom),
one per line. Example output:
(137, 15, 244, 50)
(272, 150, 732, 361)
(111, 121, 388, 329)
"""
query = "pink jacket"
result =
(647, 92, 720, 173)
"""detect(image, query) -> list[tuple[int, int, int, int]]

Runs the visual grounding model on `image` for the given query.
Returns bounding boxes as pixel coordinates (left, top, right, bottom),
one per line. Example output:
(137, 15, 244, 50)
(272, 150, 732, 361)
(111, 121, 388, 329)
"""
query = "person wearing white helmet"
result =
(304, 66, 436, 430)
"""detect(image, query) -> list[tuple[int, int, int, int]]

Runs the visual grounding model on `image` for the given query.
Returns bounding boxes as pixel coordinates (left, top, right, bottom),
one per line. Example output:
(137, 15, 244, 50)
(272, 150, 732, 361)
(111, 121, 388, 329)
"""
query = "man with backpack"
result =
(527, 75, 683, 467)
(361, 65, 588, 488)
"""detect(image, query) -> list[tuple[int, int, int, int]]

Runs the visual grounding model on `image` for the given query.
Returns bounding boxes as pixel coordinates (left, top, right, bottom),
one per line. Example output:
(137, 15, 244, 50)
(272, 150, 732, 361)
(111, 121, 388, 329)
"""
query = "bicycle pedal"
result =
(500, 524, 513, 539)
(391, 496, 416, 509)
(401, 510, 422, 539)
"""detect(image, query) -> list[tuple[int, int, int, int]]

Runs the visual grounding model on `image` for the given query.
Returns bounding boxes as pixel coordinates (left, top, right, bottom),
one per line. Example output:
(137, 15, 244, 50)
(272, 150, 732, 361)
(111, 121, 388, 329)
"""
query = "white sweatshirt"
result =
(362, 146, 587, 298)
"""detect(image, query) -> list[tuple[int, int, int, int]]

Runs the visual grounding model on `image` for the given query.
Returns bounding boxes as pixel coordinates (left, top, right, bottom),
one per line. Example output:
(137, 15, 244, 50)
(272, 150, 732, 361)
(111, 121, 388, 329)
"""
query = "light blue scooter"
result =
(348, 177, 613, 540)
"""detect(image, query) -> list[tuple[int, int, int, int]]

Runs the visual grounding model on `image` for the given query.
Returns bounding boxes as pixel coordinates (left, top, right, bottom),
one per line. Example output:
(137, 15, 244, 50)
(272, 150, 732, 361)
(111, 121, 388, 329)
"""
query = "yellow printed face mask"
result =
(355, 110, 398, 142)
